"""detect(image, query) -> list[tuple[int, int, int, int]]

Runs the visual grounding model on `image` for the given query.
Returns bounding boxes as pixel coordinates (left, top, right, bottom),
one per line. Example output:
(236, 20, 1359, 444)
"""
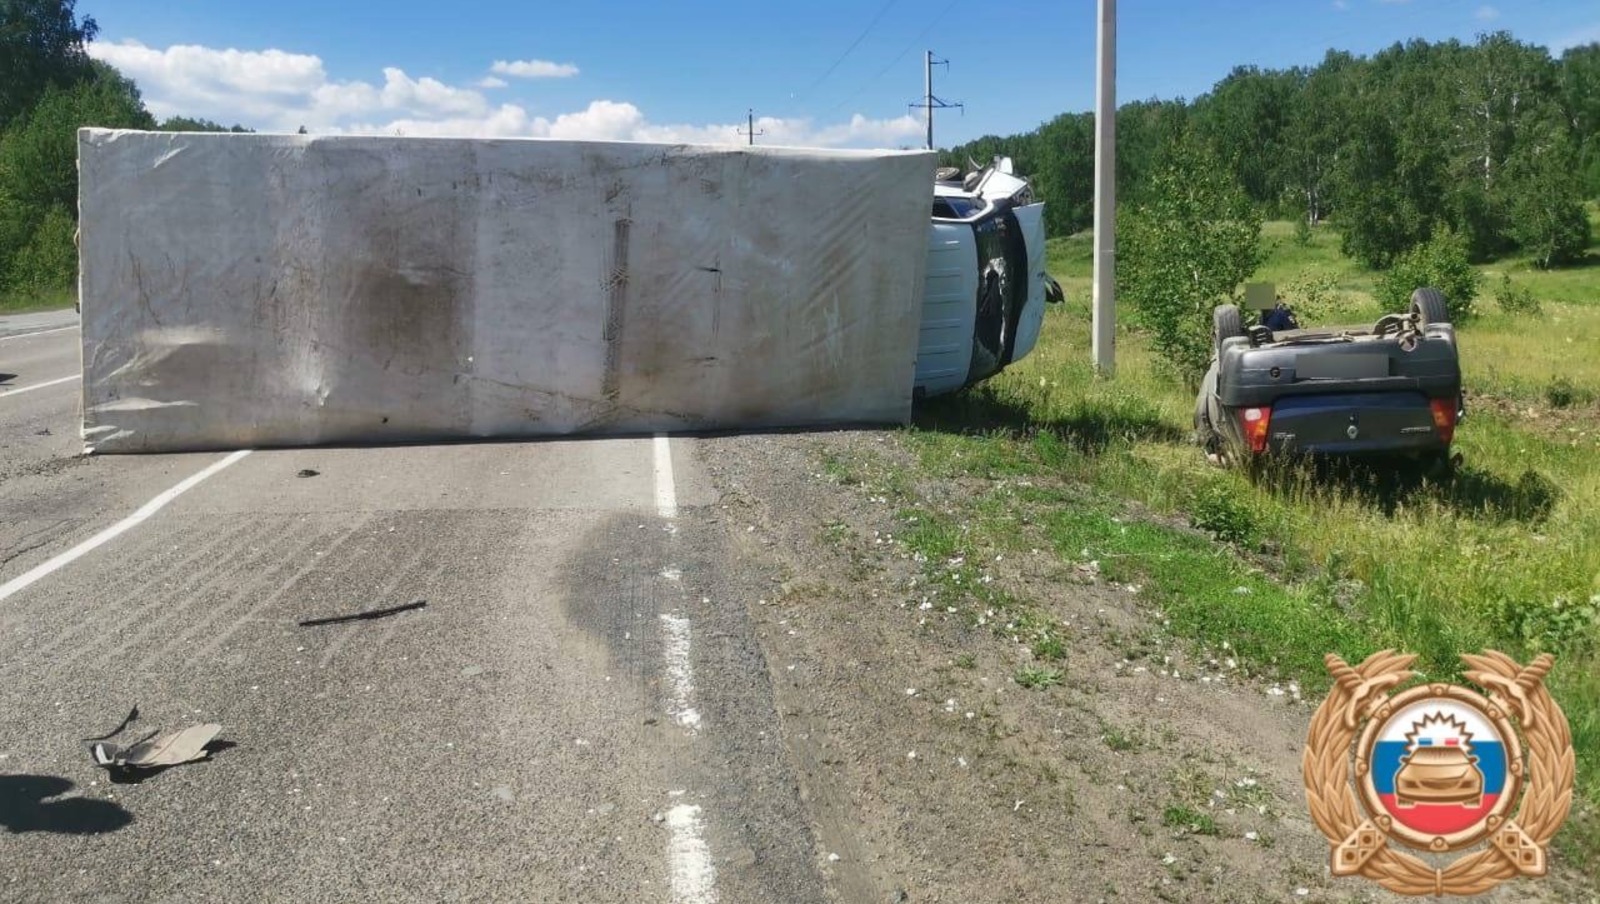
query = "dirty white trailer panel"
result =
(77, 130, 934, 453)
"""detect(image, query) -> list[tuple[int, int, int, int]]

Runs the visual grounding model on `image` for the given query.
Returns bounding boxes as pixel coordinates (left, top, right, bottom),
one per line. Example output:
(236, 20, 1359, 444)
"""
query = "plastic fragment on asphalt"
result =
(92, 723, 223, 770)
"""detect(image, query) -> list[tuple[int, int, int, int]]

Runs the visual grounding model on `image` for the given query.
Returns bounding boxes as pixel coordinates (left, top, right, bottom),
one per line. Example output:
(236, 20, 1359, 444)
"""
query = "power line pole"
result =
(1092, 0, 1117, 376)
(736, 108, 765, 146)
(909, 51, 961, 150)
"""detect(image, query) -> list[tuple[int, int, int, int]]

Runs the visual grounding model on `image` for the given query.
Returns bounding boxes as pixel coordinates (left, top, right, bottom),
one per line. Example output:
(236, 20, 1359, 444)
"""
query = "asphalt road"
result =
(0, 313, 826, 903)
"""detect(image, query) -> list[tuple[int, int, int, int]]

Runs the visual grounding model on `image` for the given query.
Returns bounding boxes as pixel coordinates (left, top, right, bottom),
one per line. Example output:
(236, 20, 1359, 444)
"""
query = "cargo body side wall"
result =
(78, 130, 934, 453)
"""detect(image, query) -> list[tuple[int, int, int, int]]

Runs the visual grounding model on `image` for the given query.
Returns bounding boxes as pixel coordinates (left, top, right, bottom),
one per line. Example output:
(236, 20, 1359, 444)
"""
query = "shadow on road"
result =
(101, 740, 240, 786)
(0, 775, 133, 834)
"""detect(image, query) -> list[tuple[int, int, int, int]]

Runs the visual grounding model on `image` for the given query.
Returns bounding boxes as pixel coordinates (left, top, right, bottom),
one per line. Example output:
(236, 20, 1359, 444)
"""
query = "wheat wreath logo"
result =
(1302, 650, 1575, 897)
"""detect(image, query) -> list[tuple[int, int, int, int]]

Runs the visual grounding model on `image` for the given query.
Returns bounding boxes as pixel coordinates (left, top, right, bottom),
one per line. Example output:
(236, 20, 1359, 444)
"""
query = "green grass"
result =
(1161, 804, 1219, 837)
(0, 285, 75, 314)
(916, 219, 1600, 877)
(1014, 664, 1064, 690)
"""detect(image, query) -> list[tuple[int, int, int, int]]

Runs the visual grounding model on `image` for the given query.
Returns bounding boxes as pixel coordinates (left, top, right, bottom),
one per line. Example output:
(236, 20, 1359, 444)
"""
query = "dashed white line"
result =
(659, 611, 702, 732)
(651, 433, 716, 902)
(665, 803, 718, 904)
(0, 449, 252, 603)
(654, 433, 678, 519)
(0, 374, 79, 399)
(0, 326, 76, 343)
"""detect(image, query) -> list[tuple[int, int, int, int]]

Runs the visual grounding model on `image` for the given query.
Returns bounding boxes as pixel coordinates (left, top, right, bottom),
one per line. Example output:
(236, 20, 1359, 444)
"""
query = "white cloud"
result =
(1332, 0, 1349, 9)
(353, 102, 923, 149)
(1475, 5, 1499, 21)
(89, 40, 488, 129)
(377, 67, 486, 117)
(91, 40, 326, 97)
(89, 39, 920, 148)
(491, 59, 580, 79)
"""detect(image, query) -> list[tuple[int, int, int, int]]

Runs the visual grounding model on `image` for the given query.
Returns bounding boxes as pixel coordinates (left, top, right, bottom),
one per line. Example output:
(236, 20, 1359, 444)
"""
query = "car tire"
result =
(1411, 287, 1449, 326)
(1213, 304, 1245, 354)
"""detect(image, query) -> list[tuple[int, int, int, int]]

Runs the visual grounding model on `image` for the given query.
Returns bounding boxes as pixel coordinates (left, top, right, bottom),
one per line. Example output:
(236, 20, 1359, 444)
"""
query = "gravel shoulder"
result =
(693, 428, 1585, 904)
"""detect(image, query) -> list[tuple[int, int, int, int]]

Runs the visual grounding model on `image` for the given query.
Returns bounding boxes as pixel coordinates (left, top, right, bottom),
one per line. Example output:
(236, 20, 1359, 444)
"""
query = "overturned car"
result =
(915, 158, 1062, 398)
(1194, 286, 1466, 471)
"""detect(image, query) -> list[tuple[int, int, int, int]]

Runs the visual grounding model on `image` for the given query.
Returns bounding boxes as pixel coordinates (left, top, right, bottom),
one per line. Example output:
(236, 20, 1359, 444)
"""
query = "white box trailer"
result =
(77, 130, 937, 453)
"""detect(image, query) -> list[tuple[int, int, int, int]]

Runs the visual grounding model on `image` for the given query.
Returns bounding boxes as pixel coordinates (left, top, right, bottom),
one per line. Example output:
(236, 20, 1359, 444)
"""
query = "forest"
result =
(0, 0, 249, 302)
(945, 33, 1600, 271)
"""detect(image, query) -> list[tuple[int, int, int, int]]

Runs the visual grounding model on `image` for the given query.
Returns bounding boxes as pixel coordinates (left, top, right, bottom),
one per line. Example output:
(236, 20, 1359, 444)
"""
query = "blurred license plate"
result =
(1296, 354, 1389, 379)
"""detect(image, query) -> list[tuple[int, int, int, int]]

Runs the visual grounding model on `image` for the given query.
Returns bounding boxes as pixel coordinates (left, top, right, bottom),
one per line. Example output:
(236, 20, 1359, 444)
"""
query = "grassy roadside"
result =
(0, 285, 75, 314)
(901, 221, 1600, 875)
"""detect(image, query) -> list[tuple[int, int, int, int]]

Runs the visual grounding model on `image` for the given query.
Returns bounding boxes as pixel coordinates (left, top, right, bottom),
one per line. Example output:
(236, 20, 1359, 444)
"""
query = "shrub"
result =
(1292, 216, 1313, 247)
(6, 204, 75, 291)
(1377, 228, 1482, 320)
(1285, 268, 1353, 323)
(1188, 482, 1260, 547)
(1545, 377, 1586, 409)
(1494, 273, 1542, 316)
(1118, 134, 1263, 386)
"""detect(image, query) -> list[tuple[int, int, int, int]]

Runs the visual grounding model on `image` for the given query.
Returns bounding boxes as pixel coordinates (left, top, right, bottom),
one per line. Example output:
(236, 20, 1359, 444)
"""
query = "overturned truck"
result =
(77, 132, 1052, 453)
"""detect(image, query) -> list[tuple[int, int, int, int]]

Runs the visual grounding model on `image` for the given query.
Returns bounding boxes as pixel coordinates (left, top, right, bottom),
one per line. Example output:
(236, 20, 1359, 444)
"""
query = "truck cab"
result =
(916, 158, 1052, 398)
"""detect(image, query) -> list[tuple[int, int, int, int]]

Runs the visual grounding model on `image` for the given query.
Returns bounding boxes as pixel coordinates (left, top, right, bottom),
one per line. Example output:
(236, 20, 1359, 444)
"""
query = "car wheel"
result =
(1213, 304, 1245, 354)
(1411, 287, 1450, 326)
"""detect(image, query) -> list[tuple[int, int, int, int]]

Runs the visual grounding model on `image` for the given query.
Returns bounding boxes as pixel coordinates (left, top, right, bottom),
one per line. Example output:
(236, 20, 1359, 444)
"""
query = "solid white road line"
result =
(0, 450, 252, 603)
(654, 433, 678, 519)
(0, 374, 79, 399)
(665, 803, 718, 904)
(0, 326, 76, 343)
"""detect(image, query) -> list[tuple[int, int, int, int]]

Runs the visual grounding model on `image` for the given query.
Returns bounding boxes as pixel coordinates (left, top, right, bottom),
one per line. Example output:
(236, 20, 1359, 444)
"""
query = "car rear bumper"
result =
(1257, 391, 1453, 456)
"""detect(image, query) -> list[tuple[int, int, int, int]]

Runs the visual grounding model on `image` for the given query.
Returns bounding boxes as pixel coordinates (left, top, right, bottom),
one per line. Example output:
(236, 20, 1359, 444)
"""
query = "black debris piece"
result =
(298, 599, 428, 627)
(81, 705, 139, 742)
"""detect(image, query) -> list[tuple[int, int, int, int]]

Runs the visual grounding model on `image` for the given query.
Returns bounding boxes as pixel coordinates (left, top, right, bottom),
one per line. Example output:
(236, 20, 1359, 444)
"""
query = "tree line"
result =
(0, 0, 250, 297)
(945, 33, 1599, 271)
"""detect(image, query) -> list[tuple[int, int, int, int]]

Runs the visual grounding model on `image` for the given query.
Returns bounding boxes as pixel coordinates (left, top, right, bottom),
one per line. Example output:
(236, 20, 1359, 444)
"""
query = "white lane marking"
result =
(0, 326, 76, 343)
(659, 611, 702, 732)
(0, 450, 252, 603)
(666, 804, 718, 904)
(653, 436, 716, 902)
(654, 433, 678, 519)
(0, 374, 79, 399)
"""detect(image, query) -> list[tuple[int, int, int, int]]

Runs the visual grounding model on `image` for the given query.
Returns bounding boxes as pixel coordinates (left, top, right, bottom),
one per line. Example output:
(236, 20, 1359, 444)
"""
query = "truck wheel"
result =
(1213, 304, 1245, 353)
(1411, 288, 1450, 326)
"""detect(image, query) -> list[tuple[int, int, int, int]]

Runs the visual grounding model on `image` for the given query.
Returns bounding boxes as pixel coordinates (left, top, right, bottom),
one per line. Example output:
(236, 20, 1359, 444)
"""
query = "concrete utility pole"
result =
(1092, 0, 1117, 375)
(737, 109, 765, 146)
(909, 51, 962, 150)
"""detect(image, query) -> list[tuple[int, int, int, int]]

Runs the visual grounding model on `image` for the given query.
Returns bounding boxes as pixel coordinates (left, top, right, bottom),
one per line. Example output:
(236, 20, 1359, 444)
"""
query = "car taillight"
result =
(1430, 397, 1458, 444)
(1238, 406, 1272, 454)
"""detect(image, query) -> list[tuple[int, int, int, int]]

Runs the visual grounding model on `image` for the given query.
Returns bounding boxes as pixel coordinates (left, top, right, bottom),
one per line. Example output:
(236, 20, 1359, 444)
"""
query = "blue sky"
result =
(84, 0, 1600, 148)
